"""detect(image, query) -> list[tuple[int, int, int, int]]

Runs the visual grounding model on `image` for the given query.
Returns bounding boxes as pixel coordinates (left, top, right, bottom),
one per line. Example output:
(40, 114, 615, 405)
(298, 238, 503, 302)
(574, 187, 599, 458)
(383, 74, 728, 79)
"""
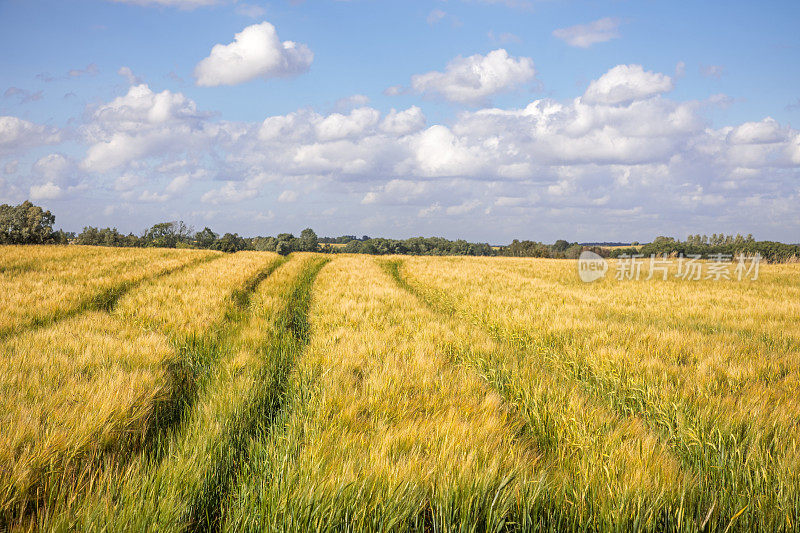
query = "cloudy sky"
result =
(1, 0, 799, 243)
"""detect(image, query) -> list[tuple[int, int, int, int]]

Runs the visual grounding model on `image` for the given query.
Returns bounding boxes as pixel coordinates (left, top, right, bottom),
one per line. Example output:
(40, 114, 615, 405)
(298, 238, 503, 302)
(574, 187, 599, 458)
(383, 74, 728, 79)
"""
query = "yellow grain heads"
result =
(0, 246, 214, 338)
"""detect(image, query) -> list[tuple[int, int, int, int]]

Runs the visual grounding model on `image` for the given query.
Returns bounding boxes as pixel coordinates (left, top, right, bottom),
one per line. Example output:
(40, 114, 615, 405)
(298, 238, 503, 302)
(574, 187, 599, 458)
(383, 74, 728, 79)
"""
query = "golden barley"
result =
(3, 247, 798, 531)
(0, 246, 214, 338)
(399, 255, 800, 529)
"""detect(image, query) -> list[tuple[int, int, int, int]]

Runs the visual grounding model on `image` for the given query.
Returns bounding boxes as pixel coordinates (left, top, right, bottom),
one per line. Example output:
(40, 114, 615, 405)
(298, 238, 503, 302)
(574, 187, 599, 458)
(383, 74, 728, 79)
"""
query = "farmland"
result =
(1, 246, 799, 531)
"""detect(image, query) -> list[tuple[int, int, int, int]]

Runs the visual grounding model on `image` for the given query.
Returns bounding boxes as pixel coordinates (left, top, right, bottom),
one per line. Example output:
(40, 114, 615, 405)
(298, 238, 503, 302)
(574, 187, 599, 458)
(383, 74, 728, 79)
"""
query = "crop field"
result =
(1, 247, 799, 531)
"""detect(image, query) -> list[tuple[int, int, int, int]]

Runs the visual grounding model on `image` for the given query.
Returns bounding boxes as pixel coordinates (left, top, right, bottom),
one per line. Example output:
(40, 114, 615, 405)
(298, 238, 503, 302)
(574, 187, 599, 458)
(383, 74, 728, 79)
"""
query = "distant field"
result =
(1, 247, 799, 531)
(602, 244, 642, 250)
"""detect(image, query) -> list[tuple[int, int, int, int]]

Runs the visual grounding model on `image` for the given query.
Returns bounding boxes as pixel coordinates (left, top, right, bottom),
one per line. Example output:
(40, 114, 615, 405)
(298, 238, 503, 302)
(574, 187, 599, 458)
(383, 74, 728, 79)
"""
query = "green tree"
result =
(299, 228, 319, 252)
(564, 244, 583, 259)
(274, 233, 296, 255)
(142, 221, 192, 248)
(195, 227, 218, 249)
(0, 201, 56, 244)
(553, 239, 570, 252)
(212, 232, 247, 253)
(342, 240, 362, 253)
(251, 236, 277, 251)
(360, 241, 378, 254)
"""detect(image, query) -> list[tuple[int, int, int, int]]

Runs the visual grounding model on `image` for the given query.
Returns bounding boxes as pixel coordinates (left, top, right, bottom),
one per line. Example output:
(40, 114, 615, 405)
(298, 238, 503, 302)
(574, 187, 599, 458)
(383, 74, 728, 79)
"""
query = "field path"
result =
(395, 256, 800, 531)
(0, 247, 218, 340)
(48, 254, 327, 532)
(224, 255, 543, 530)
(2, 251, 281, 530)
(220, 255, 687, 531)
(383, 258, 699, 530)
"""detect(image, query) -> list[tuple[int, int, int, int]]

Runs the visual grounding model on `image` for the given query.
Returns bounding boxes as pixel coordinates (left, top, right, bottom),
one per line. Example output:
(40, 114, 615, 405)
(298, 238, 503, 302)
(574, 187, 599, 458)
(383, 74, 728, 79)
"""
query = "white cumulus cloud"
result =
(47, 63, 800, 241)
(727, 118, 785, 145)
(315, 107, 380, 141)
(81, 84, 225, 173)
(201, 181, 259, 204)
(29, 182, 63, 201)
(32, 153, 78, 188)
(412, 125, 482, 176)
(0, 116, 61, 157)
(194, 22, 313, 87)
(411, 49, 535, 105)
(446, 199, 480, 215)
(582, 64, 674, 106)
(380, 106, 426, 135)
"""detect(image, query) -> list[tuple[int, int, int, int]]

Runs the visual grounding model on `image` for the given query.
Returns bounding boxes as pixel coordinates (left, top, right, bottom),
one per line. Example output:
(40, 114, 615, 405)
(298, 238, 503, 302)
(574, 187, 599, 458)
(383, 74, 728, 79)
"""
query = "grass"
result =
(0, 248, 279, 528)
(1, 248, 799, 531)
(0, 246, 217, 339)
(395, 255, 800, 530)
(224, 255, 544, 531)
(54, 253, 330, 532)
(0, 311, 175, 524)
(383, 259, 693, 530)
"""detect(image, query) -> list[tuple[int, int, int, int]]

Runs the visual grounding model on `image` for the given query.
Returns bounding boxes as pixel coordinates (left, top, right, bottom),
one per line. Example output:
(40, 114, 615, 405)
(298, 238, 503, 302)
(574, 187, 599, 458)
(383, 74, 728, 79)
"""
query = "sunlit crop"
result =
(0, 246, 214, 338)
(398, 255, 800, 530)
(2, 248, 798, 531)
(0, 247, 278, 526)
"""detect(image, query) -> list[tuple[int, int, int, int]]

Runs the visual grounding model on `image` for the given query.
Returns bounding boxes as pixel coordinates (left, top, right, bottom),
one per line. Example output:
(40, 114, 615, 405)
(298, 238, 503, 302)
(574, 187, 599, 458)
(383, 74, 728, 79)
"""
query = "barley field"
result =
(1, 247, 799, 531)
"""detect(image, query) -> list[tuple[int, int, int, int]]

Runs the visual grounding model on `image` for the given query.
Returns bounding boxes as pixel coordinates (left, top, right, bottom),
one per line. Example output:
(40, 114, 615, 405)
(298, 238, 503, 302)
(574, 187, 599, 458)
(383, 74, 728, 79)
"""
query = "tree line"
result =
(72, 223, 322, 255)
(2, 201, 798, 261)
(607, 234, 800, 263)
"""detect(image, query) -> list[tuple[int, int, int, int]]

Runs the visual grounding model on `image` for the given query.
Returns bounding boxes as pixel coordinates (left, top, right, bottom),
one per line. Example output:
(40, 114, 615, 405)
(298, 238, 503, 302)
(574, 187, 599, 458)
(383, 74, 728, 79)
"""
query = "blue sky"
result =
(1, 0, 799, 243)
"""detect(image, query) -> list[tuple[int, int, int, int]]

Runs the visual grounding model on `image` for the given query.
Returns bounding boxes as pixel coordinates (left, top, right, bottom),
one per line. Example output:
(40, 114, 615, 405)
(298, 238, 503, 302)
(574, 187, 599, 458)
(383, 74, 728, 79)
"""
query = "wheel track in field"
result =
(0, 251, 221, 341)
(0, 252, 222, 529)
(68, 255, 329, 532)
(137, 254, 291, 465)
(185, 255, 329, 532)
(223, 256, 557, 532)
(385, 258, 798, 531)
(381, 259, 698, 531)
(3, 253, 284, 531)
(488, 263, 800, 372)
